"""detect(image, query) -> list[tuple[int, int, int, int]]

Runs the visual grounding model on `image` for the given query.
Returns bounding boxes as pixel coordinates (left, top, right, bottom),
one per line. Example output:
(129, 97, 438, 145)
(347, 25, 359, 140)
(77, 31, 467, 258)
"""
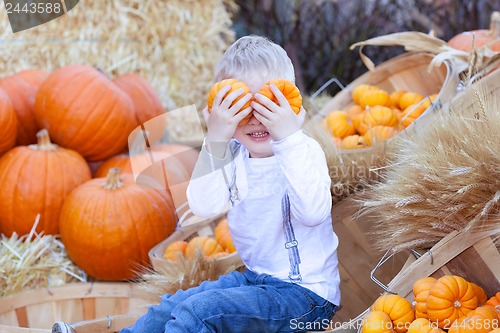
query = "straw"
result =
(0, 215, 86, 297)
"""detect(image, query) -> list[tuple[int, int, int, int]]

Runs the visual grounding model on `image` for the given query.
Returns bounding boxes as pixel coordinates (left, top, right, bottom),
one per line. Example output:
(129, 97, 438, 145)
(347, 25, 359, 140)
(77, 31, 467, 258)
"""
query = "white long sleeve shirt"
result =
(186, 130, 341, 305)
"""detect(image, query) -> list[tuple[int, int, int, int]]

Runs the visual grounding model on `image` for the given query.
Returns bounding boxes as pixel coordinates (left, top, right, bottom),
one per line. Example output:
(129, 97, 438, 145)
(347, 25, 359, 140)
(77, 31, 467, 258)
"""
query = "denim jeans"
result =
(121, 269, 337, 333)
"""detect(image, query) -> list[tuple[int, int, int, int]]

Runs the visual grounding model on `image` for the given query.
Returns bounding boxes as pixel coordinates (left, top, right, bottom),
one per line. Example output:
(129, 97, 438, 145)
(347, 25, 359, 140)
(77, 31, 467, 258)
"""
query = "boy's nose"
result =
(247, 113, 261, 125)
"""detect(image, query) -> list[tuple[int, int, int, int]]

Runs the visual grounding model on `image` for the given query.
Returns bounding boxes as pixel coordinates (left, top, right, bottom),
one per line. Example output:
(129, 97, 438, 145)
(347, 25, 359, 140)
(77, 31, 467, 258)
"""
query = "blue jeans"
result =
(121, 269, 337, 333)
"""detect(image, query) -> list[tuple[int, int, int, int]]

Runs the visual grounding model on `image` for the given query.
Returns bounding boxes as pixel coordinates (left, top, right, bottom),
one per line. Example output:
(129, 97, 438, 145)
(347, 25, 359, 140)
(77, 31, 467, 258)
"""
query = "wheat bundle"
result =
(0, 216, 86, 297)
(0, 0, 236, 141)
(358, 69, 500, 253)
(137, 251, 241, 304)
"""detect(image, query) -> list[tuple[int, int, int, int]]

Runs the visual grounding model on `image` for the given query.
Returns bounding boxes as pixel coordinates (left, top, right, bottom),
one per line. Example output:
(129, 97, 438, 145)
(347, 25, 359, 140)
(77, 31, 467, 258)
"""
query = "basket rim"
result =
(0, 282, 145, 314)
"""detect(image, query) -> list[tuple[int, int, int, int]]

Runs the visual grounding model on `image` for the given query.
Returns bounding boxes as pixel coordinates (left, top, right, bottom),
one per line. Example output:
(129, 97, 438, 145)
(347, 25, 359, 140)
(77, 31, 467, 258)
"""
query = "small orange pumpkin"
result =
(426, 275, 478, 328)
(346, 104, 364, 119)
(257, 78, 302, 114)
(207, 79, 252, 125)
(363, 126, 396, 146)
(363, 106, 400, 129)
(164, 240, 188, 261)
(325, 111, 356, 139)
(360, 89, 392, 109)
(341, 135, 366, 150)
(214, 218, 236, 253)
(352, 84, 379, 105)
(390, 90, 408, 109)
(448, 306, 499, 333)
(371, 294, 415, 333)
(361, 311, 394, 333)
(0, 88, 17, 156)
(399, 92, 425, 110)
(469, 283, 488, 306)
(485, 292, 500, 318)
(185, 236, 225, 259)
(408, 318, 445, 333)
(413, 277, 438, 319)
(422, 94, 438, 109)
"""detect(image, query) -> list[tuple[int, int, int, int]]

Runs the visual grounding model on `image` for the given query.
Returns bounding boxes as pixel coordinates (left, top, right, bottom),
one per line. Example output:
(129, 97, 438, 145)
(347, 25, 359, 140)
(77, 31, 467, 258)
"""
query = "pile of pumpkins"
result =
(164, 218, 236, 262)
(0, 65, 199, 281)
(323, 84, 437, 150)
(361, 275, 500, 333)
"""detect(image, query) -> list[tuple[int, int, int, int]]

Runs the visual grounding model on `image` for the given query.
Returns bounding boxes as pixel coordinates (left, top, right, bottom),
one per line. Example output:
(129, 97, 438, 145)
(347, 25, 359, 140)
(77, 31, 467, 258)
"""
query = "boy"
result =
(122, 35, 340, 333)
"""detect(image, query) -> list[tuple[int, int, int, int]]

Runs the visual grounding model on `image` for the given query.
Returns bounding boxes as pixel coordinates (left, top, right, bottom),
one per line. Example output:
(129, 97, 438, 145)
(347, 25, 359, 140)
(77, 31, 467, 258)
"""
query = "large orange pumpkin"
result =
(448, 12, 500, 52)
(257, 79, 302, 114)
(0, 129, 91, 236)
(371, 294, 415, 333)
(60, 168, 177, 280)
(34, 65, 136, 161)
(0, 88, 17, 156)
(426, 275, 478, 328)
(0, 69, 48, 145)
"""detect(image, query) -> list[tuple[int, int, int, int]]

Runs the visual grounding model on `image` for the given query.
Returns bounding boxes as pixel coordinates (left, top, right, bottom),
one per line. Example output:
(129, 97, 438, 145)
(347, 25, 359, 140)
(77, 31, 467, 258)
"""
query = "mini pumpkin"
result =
(371, 294, 415, 333)
(363, 126, 396, 146)
(360, 89, 392, 109)
(214, 218, 236, 253)
(448, 306, 499, 333)
(485, 292, 500, 318)
(408, 318, 445, 333)
(341, 135, 366, 150)
(325, 111, 356, 139)
(363, 106, 400, 129)
(361, 311, 394, 333)
(164, 240, 188, 261)
(399, 92, 425, 110)
(60, 168, 177, 280)
(352, 84, 379, 105)
(257, 78, 302, 114)
(207, 79, 252, 125)
(469, 283, 488, 306)
(390, 90, 408, 109)
(185, 236, 224, 259)
(426, 275, 478, 328)
(413, 277, 438, 319)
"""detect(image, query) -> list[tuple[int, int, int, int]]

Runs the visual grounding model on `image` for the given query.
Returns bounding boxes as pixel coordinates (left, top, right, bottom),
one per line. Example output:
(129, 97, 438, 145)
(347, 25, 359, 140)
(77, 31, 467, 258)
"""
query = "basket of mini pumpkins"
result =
(148, 208, 244, 275)
(0, 282, 151, 333)
(305, 51, 460, 202)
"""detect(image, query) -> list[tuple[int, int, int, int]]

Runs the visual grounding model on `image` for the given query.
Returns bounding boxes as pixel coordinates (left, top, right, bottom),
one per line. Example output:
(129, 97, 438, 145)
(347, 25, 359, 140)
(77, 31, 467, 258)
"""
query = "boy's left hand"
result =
(251, 84, 306, 141)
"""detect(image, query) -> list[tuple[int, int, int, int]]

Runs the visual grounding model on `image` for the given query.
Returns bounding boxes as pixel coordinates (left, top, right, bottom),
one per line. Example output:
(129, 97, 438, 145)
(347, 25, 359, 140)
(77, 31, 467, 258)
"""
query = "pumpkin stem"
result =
(104, 168, 124, 190)
(453, 300, 462, 308)
(491, 12, 500, 37)
(29, 129, 58, 151)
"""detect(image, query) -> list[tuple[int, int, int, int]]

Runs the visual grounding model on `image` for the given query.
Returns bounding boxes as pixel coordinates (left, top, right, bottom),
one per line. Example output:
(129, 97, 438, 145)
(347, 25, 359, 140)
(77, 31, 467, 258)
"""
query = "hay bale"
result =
(0, 0, 236, 114)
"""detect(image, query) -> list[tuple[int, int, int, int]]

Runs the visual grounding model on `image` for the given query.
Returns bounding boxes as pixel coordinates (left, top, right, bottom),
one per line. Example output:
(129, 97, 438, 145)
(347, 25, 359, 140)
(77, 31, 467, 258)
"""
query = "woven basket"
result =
(0, 282, 149, 333)
(149, 209, 244, 273)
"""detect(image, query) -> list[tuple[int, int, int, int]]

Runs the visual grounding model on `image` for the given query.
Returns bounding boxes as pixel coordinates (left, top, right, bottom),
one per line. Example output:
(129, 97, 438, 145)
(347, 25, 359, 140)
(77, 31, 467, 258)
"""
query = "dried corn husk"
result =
(349, 31, 499, 74)
(0, 216, 86, 297)
(358, 69, 500, 253)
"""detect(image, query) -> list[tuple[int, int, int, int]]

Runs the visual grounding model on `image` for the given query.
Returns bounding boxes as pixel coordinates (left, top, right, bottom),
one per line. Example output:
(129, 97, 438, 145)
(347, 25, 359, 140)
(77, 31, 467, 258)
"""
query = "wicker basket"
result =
(149, 209, 244, 273)
(0, 282, 149, 333)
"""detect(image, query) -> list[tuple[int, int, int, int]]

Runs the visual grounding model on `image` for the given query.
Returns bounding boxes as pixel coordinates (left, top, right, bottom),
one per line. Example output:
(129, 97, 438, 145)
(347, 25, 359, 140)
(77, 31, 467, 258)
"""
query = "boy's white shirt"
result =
(186, 130, 341, 306)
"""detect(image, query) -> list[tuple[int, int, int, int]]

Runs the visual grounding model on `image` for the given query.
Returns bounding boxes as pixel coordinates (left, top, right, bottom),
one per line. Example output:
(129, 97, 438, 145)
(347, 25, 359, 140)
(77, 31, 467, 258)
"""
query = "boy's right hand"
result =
(204, 85, 252, 157)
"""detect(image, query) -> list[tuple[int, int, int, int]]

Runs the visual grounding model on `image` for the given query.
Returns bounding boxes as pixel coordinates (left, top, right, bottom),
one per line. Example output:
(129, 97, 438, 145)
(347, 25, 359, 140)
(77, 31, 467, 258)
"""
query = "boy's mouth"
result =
(247, 131, 270, 142)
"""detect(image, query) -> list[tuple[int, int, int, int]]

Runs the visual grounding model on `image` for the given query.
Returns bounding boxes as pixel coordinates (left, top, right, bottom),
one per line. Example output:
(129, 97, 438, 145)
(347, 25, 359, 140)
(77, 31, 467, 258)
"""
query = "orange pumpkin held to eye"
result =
(257, 79, 302, 114)
(207, 79, 252, 125)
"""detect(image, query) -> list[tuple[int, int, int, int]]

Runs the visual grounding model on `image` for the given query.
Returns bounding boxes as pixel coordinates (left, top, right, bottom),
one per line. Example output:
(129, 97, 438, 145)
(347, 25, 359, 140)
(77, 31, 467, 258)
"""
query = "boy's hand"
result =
(205, 85, 252, 157)
(252, 84, 306, 141)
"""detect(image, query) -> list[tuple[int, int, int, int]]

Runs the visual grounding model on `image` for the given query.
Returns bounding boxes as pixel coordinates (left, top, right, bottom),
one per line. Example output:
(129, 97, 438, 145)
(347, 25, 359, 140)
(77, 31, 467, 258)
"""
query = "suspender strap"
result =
(282, 192, 302, 283)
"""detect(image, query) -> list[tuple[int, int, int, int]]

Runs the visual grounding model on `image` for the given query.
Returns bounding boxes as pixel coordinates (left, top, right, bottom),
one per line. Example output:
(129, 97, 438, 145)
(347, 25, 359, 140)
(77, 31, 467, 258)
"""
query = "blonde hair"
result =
(213, 35, 295, 83)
